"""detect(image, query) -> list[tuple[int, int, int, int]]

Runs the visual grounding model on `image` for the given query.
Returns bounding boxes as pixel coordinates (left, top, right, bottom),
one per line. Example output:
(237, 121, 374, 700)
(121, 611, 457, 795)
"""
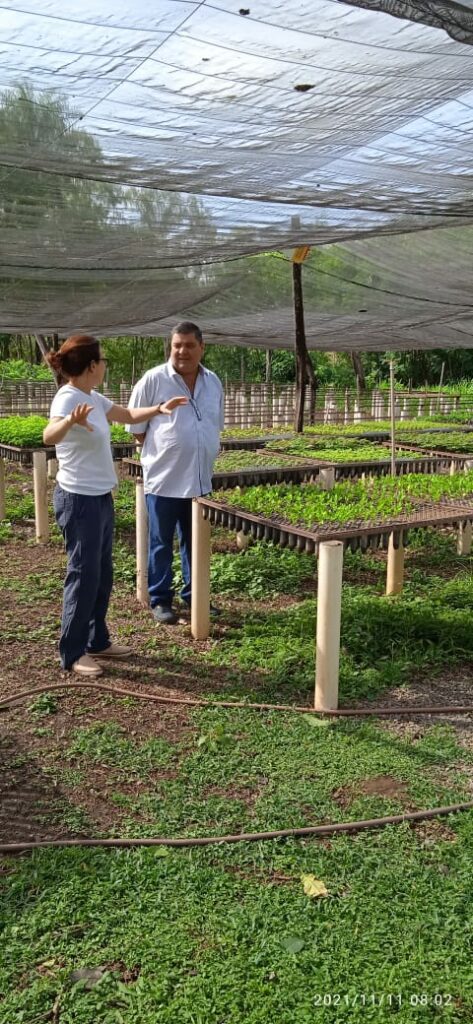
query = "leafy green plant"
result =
(266, 437, 390, 462)
(0, 415, 48, 447)
(29, 692, 59, 716)
(396, 431, 473, 455)
(0, 358, 51, 381)
(110, 423, 130, 443)
(5, 485, 35, 522)
(66, 722, 174, 778)
(215, 449, 310, 471)
(0, 415, 131, 448)
(218, 471, 473, 527)
(210, 543, 314, 598)
(206, 577, 473, 703)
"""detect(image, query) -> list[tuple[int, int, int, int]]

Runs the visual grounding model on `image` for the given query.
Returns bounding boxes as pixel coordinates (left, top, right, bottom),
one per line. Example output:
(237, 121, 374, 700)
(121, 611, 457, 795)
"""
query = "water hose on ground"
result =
(1, 802, 473, 854)
(1, 682, 472, 854)
(2, 680, 473, 717)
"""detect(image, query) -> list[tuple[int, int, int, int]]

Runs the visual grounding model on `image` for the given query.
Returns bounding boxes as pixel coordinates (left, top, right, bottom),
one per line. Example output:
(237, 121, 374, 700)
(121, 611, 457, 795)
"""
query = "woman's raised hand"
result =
(160, 396, 189, 415)
(69, 403, 94, 431)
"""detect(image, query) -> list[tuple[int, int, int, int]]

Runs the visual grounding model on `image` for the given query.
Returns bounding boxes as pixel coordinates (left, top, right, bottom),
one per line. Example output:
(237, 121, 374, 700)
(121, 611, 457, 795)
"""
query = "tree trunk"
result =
(351, 351, 366, 391)
(305, 354, 317, 425)
(293, 261, 309, 433)
(0, 334, 12, 360)
(35, 334, 60, 387)
(265, 348, 272, 383)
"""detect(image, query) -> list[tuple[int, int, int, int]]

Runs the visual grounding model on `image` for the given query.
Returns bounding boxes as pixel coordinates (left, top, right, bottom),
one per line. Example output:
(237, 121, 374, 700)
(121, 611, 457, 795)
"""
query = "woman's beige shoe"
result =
(72, 654, 104, 677)
(90, 644, 132, 659)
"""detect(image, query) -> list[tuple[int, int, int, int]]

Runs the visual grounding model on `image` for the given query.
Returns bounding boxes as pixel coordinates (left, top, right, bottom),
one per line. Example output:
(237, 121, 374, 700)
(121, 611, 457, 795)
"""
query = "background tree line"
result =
(2, 333, 473, 391)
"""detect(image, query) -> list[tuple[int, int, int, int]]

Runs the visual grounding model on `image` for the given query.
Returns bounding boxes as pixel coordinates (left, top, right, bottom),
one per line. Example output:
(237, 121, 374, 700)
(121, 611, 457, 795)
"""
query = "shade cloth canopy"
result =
(1, 0, 473, 347)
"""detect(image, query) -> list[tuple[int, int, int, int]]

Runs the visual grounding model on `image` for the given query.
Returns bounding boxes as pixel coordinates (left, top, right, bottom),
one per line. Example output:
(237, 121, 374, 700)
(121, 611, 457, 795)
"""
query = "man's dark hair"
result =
(171, 321, 203, 343)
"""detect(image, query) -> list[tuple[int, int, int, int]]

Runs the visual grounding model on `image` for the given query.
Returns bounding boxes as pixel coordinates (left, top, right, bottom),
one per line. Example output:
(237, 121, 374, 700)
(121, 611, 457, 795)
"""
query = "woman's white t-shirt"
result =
(49, 385, 118, 496)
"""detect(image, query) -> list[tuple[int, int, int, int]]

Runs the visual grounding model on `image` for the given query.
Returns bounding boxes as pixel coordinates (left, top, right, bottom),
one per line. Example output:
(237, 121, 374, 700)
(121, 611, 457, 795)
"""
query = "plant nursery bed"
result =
(123, 449, 329, 490)
(0, 441, 136, 465)
(199, 473, 473, 553)
(220, 433, 294, 450)
(199, 493, 473, 553)
(265, 438, 458, 479)
(386, 432, 473, 459)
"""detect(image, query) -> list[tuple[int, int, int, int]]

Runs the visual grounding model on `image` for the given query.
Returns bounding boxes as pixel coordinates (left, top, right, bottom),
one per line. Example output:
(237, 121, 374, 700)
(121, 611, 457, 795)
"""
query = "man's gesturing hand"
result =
(69, 403, 94, 431)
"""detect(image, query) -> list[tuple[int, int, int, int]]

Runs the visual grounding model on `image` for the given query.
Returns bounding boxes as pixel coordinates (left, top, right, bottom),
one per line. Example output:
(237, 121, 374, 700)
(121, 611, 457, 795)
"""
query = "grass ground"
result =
(1, 466, 473, 1022)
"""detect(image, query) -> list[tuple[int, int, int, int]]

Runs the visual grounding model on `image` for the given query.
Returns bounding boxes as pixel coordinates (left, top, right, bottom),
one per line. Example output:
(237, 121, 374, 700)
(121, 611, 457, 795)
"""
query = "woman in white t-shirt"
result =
(44, 334, 187, 677)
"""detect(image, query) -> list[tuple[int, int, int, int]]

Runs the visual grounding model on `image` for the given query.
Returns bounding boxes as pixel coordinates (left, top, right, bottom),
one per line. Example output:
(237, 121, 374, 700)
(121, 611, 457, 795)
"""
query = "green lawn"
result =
(1, 467, 473, 1022)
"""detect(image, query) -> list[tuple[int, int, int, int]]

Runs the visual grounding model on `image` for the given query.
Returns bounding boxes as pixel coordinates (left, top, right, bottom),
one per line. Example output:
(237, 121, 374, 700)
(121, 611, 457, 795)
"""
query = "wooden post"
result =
(386, 532, 404, 595)
(236, 530, 251, 550)
(315, 541, 344, 711)
(291, 242, 312, 434)
(191, 500, 211, 640)
(0, 458, 5, 520)
(457, 521, 472, 556)
(293, 260, 306, 433)
(47, 457, 58, 480)
(33, 450, 48, 542)
(319, 466, 335, 491)
(136, 479, 148, 605)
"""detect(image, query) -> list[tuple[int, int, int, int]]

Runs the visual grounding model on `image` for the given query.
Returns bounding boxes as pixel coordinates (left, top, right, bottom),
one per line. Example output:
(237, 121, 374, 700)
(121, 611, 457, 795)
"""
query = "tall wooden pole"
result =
(293, 261, 306, 434)
(292, 244, 312, 434)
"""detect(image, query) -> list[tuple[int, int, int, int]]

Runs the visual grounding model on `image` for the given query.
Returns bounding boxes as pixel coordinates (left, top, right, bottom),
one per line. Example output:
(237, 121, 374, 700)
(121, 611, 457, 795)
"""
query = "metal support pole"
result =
(136, 480, 148, 605)
(386, 532, 404, 595)
(315, 541, 344, 711)
(47, 457, 58, 480)
(33, 450, 48, 542)
(191, 501, 211, 640)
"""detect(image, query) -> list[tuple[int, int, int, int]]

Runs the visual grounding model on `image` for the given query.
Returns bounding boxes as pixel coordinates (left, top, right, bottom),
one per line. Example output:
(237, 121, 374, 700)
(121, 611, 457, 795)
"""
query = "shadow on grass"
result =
(0, 733, 91, 846)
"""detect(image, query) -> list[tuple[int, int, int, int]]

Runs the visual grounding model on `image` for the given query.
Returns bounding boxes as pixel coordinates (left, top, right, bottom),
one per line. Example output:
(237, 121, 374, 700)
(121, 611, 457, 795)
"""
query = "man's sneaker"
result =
(71, 654, 103, 677)
(152, 605, 178, 625)
(89, 643, 132, 659)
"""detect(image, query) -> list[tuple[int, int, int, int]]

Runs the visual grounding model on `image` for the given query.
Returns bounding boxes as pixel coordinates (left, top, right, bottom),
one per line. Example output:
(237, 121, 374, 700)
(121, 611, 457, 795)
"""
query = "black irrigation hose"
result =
(1, 682, 473, 855)
(1, 803, 473, 855)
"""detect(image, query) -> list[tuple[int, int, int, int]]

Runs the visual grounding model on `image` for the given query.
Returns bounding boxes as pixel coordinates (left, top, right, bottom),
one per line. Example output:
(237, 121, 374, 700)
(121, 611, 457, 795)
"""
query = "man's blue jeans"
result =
(53, 486, 113, 668)
(145, 494, 192, 608)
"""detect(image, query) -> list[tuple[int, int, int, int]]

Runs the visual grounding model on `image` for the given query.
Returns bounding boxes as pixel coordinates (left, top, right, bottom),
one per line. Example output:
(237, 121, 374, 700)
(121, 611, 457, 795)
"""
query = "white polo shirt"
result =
(49, 384, 118, 496)
(127, 360, 224, 497)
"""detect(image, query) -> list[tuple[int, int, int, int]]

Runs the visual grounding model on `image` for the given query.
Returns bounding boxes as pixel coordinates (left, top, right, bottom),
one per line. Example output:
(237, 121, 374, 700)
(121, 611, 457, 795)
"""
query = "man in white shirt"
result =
(128, 322, 224, 624)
